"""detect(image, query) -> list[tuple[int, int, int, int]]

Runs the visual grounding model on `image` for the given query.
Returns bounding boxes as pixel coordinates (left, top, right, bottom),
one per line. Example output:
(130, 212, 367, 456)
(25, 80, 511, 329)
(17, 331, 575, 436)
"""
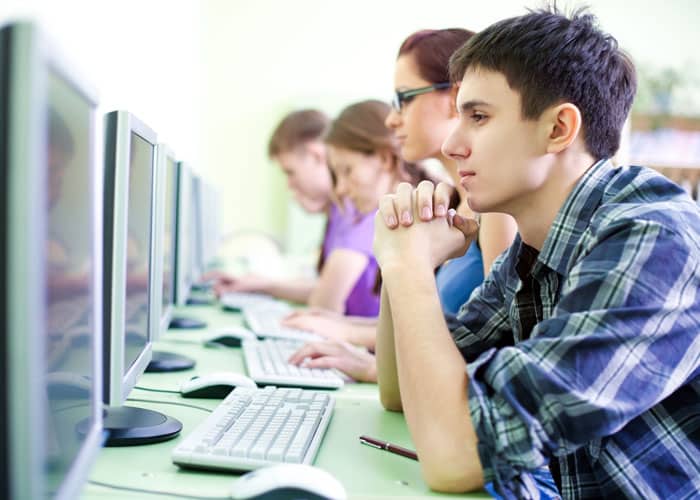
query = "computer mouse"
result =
(230, 464, 347, 500)
(203, 327, 258, 348)
(179, 372, 257, 398)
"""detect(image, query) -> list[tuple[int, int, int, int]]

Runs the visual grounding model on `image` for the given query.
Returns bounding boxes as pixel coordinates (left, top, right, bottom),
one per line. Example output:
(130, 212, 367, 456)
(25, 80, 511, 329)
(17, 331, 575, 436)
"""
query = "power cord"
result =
(126, 397, 212, 414)
(133, 385, 180, 394)
(88, 480, 228, 499)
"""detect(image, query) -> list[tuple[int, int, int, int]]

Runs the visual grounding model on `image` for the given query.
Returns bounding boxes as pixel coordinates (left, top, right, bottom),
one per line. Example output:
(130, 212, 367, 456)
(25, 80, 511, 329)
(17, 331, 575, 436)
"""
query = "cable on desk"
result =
(134, 385, 180, 394)
(127, 397, 212, 413)
(88, 480, 228, 500)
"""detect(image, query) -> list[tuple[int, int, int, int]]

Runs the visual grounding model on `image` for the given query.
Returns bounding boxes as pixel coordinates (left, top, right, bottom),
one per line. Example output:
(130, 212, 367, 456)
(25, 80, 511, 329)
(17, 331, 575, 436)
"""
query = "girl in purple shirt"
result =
(206, 109, 379, 316)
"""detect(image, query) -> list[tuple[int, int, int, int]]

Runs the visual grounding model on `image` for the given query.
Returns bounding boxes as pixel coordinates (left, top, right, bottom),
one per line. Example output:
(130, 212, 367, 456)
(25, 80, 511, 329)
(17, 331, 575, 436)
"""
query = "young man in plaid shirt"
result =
(374, 8, 700, 499)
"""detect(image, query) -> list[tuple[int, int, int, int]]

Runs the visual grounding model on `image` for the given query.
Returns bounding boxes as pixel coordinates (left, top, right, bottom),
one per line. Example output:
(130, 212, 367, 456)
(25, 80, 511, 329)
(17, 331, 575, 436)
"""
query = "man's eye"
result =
(471, 112, 487, 123)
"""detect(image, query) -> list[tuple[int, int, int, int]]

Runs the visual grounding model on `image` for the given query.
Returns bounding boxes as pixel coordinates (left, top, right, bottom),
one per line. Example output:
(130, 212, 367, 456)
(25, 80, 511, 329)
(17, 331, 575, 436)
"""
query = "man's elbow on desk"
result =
(421, 455, 484, 493)
(419, 439, 484, 493)
(379, 391, 403, 412)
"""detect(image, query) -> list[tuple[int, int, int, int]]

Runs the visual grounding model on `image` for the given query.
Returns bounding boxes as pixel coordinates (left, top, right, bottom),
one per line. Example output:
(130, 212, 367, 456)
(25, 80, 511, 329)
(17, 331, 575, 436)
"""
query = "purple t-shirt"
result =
(321, 201, 379, 317)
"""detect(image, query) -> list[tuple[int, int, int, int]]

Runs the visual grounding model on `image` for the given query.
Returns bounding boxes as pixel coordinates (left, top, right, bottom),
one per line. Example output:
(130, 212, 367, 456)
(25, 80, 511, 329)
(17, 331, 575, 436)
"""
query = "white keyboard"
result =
(242, 339, 345, 389)
(172, 386, 334, 471)
(220, 292, 280, 311)
(243, 305, 322, 343)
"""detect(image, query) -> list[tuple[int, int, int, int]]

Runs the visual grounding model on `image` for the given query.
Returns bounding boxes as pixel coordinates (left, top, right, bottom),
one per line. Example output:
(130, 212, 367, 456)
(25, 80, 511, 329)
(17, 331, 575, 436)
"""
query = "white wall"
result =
(199, 0, 700, 253)
(3, 0, 700, 255)
(0, 0, 203, 168)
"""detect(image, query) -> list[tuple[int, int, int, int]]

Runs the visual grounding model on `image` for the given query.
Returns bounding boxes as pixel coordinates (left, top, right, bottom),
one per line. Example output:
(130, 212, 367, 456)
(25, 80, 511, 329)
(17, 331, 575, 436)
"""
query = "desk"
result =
(81, 304, 490, 499)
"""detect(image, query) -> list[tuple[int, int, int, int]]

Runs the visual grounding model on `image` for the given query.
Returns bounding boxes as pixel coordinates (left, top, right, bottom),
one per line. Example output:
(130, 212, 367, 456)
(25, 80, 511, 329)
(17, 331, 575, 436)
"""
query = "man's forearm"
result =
(376, 283, 402, 411)
(383, 261, 483, 492)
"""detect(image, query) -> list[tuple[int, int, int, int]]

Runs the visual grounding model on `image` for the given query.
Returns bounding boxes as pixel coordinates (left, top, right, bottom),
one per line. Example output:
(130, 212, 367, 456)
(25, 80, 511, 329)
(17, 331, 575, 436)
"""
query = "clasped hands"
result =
(373, 181, 479, 272)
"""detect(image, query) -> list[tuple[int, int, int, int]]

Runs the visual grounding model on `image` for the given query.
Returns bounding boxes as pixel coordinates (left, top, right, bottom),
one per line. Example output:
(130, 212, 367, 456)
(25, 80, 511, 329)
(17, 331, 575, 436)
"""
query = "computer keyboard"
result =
(242, 339, 345, 389)
(220, 291, 280, 311)
(243, 304, 322, 343)
(172, 386, 334, 471)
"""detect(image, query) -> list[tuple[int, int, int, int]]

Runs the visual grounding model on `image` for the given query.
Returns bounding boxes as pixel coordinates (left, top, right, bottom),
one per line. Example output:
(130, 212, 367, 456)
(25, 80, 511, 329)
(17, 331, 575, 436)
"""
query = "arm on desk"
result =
(308, 248, 369, 313)
(376, 284, 402, 412)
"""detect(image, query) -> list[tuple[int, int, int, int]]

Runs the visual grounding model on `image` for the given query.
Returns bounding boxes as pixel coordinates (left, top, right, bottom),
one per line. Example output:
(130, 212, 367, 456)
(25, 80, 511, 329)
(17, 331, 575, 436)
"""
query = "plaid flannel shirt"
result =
(450, 160, 700, 499)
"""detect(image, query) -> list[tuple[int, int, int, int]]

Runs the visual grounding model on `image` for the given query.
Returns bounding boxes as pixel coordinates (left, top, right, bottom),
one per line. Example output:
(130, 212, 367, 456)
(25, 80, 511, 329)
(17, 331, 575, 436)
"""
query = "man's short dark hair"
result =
(449, 8, 636, 160)
(267, 109, 329, 158)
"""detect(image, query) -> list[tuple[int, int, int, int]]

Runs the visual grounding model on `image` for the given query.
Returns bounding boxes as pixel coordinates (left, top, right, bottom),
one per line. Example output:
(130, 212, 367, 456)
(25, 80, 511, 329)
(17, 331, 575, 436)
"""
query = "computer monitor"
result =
(102, 110, 181, 445)
(0, 21, 103, 499)
(201, 180, 223, 269)
(169, 161, 207, 328)
(146, 145, 195, 372)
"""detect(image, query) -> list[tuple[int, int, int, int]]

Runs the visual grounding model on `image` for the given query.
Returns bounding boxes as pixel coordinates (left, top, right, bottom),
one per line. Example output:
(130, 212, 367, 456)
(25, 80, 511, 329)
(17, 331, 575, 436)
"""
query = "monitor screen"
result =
(162, 155, 177, 314)
(175, 162, 193, 305)
(190, 175, 203, 281)
(45, 65, 102, 498)
(124, 132, 152, 375)
(1, 21, 102, 500)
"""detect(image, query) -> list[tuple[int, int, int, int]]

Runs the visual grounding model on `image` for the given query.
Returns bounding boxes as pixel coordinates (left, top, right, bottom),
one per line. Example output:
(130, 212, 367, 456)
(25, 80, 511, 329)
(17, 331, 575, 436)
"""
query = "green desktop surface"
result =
(81, 304, 490, 499)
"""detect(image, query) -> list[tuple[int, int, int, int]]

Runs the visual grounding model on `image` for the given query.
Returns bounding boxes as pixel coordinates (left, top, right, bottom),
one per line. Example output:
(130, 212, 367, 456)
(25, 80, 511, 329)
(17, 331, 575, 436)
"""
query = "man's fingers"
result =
(416, 180, 435, 221)
(378, 195, 399, 228)
(434, 182, 452, 217)
(395, 182, 414, 226)
(452, 213, 480, 239)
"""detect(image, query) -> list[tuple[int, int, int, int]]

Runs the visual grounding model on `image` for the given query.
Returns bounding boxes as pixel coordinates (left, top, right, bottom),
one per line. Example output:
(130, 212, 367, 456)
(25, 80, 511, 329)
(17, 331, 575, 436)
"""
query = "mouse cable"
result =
(133, 385, 180, 394)
(88, 479, 228, 500)
(126, 397, 212, 413)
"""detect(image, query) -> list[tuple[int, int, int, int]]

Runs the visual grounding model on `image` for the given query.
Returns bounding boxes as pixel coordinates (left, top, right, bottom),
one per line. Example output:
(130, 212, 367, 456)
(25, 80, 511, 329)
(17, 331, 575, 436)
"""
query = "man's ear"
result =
(305, 140, 327, 167)
(544, 103, 582, 154)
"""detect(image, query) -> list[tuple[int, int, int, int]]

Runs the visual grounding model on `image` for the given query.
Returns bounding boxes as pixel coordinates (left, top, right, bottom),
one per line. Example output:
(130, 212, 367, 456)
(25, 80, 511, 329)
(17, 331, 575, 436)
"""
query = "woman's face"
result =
(274, 141, 332, 213)
(385, 54, 458, 163)
(327, 145, 393, 214)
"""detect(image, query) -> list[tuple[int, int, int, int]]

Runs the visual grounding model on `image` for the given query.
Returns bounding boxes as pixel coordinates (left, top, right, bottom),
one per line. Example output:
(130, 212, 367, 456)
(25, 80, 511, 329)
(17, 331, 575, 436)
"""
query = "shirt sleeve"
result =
(465, 219, 700, 498)
(330, 210, 376, 257)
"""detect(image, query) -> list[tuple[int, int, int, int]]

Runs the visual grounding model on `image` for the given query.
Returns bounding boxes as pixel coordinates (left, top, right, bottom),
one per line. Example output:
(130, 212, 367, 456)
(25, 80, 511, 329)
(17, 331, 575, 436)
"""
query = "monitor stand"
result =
(169, 315, 206, 329)
(146, 351, 196, 372)
(101, 406, 182, 446)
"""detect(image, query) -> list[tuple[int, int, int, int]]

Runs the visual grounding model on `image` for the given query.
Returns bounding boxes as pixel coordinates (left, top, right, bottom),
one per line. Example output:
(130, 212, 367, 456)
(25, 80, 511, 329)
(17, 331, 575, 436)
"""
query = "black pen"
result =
(359, 435, 418, 461)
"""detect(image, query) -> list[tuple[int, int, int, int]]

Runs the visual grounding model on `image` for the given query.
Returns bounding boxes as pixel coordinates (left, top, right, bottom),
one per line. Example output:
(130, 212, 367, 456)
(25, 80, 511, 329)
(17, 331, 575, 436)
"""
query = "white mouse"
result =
(230, 464, 347, 500)
(202, 327, 258, 348)
(179, 372, 257, 398)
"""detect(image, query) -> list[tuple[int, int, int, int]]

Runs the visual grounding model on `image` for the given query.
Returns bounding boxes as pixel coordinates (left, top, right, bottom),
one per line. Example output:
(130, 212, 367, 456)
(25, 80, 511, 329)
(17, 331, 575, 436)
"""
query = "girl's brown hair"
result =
(325, 99, 427, 186)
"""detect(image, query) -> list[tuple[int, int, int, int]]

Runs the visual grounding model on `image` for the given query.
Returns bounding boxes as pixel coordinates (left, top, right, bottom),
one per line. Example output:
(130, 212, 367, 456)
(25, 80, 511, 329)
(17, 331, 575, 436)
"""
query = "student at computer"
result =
(373, 8, 700, 498)
(205, 109, 380, 316)
(285, 28, 517, 349)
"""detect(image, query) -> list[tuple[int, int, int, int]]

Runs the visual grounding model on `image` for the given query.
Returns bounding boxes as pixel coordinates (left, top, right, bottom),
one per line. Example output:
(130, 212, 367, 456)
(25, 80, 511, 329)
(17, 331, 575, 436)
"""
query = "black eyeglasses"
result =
(391, 82, 452, 112)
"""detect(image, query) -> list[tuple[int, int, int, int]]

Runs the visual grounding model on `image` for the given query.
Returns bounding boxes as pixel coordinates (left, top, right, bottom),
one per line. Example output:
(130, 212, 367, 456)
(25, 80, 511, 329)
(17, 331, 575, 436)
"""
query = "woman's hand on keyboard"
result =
(282, 310, 348, 339)
(287, 340, 377, 383)
(209, 273, 271, 297)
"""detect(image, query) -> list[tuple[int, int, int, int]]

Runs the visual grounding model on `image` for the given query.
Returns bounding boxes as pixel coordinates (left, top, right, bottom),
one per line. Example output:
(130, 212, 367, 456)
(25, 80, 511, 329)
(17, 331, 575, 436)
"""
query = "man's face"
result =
(442, 68, 550, 216)
(274, 143, 332, 213)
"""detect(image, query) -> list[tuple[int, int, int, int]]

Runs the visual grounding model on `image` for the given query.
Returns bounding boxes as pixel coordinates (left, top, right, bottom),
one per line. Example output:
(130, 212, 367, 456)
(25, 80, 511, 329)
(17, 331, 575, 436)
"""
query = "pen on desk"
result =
(359, 435, 418, 461)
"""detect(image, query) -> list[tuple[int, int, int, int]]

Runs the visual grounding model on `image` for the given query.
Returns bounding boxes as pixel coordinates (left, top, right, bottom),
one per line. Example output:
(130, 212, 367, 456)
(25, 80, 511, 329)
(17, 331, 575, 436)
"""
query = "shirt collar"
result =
(538, 158, 613, 276)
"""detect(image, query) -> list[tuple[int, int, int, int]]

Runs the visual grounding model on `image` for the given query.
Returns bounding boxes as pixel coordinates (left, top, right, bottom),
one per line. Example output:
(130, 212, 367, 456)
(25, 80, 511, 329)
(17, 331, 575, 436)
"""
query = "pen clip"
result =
(359, 437, 382, 450)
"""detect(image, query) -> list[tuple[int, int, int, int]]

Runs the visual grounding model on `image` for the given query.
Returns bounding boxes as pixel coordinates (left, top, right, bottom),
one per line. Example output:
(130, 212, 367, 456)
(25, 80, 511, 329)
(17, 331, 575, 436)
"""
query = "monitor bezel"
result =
(103, 110, 156, 406)
(1, 20, 104, 500)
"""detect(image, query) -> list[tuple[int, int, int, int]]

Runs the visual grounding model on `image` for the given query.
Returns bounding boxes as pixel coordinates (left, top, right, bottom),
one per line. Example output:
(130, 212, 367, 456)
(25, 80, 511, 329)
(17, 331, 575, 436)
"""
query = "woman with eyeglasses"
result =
(285, 29, 516, 353)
